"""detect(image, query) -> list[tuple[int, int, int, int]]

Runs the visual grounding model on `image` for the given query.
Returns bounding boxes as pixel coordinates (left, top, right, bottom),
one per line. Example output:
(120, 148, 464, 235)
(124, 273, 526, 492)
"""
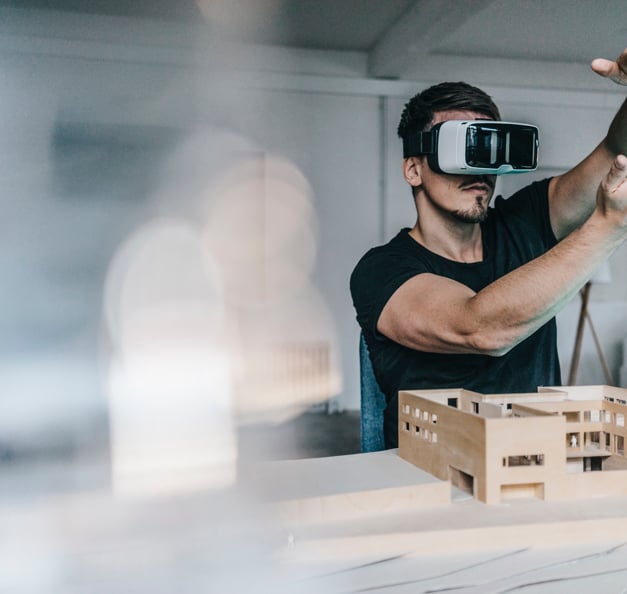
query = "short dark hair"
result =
(397, 81, 501, 141)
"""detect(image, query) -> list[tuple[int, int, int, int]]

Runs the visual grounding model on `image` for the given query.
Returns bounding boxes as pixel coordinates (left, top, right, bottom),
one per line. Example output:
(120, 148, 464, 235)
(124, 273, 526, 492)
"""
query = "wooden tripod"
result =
(567, 281, 615, 386)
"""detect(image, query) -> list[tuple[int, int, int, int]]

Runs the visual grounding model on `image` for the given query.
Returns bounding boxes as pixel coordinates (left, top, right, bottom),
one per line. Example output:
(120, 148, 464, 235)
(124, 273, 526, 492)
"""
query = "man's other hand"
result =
(597, 154, 627, 229)
(591, 48, 627, 85)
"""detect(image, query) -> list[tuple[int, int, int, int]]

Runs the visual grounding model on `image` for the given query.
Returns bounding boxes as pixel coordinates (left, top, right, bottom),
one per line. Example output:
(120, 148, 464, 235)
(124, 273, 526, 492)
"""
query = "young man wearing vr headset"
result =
(351, 49, 627, 449)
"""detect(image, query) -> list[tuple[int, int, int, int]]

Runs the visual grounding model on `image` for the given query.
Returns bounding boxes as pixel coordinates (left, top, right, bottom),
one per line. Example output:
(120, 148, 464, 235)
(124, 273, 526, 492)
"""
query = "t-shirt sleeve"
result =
(350, 245, 427, 340)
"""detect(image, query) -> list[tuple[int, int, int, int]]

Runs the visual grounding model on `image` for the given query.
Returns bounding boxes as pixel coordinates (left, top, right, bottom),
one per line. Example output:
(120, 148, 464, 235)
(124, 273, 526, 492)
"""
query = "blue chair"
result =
(359, 333, 387, 452)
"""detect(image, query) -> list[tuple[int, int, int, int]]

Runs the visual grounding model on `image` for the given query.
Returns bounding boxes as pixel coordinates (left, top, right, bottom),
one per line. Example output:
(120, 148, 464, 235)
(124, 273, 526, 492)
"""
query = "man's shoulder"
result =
(491, 177, 552, 211)
(350, 229, 419, 292)
(485, 176, 557, 250)
(486, 177, 553, 230)
(355, 228, 411, 262)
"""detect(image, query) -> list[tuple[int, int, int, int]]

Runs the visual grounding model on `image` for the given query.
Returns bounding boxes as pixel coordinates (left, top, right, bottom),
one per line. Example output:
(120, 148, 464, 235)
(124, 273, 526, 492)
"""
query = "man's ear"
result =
(402, 157, 423, 188)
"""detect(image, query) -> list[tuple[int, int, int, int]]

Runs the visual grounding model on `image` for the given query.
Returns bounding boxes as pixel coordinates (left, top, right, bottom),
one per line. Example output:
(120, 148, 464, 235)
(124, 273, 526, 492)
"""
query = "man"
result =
(350, 50, 627, 449)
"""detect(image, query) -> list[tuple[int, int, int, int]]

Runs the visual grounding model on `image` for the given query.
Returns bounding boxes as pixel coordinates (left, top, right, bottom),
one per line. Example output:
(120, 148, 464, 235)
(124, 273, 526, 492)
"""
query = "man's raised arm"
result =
(378, 155, 627, 356)
(549, 48, 627, 240)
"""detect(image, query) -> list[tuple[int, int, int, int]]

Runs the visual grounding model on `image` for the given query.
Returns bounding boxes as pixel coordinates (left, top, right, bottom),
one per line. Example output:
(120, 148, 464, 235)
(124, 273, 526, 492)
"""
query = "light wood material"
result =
(568, 282, 615, 385)
(288, 496, 627, 559)
(398, 385, 627, 504)
(585, 310, 615, 385)
(568, 282, 591, 384)
(241, 449, 450, 525)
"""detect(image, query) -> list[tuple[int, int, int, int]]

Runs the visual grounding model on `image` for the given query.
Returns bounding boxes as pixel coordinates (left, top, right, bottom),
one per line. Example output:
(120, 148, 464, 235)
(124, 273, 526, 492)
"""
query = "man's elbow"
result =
(467, 331, 516, 357)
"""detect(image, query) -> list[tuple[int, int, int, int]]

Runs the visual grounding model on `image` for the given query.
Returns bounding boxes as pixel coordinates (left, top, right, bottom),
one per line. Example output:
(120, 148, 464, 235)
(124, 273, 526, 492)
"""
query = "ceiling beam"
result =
(368, 0, 498, 79)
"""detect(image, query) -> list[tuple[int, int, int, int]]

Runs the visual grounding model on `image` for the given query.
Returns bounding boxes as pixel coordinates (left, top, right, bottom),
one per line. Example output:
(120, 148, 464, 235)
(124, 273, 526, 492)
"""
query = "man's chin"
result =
(452, 209, 488, 224)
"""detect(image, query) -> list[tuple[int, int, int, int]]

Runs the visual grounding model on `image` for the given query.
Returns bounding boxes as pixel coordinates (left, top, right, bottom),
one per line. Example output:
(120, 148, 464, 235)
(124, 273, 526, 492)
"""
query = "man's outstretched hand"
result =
(591, 48, 627, 85)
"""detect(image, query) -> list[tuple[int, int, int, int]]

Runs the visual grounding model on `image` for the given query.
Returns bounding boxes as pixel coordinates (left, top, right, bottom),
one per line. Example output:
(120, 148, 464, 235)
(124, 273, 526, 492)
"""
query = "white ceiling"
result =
(4, 0, 626, 82)
(433, 0, 626, 63)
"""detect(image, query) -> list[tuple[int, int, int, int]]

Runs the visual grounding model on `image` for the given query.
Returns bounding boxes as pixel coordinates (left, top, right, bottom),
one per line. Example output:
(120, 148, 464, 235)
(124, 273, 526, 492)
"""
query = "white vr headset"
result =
(403, 120, 539, 175)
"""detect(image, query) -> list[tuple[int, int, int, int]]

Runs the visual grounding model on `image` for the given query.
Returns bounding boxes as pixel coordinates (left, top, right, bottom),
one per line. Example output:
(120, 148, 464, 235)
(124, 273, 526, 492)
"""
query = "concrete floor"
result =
(238, 409, 362, 461)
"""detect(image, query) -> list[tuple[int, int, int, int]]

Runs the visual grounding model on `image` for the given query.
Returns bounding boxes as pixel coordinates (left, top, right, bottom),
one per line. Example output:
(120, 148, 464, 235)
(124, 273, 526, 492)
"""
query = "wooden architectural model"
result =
(398, 385, 627, 504)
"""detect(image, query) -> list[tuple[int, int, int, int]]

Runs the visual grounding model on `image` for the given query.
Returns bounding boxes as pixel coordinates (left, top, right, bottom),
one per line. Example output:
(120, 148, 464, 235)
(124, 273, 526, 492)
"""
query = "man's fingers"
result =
(591, 58, 616, 76)
(591, 48, 627, 84)
(604, 154, 627, 193)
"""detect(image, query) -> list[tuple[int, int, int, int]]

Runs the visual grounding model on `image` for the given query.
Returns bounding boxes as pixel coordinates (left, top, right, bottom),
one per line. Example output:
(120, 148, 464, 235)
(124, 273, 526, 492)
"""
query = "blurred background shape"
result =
(203, 155, 341, 424)
(105, 219, 235, 496)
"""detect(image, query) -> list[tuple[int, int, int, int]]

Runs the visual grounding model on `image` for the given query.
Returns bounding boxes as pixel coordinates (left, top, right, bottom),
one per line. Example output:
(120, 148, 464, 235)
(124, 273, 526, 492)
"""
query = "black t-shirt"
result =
(350, 179, 562, 448)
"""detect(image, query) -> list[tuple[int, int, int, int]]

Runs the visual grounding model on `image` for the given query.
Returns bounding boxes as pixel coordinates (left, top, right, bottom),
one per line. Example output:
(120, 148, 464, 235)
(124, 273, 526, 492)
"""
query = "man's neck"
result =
(409, 214, 484, 263)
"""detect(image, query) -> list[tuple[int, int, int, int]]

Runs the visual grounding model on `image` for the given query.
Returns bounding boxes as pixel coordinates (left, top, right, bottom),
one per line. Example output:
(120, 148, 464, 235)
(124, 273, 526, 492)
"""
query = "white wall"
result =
(235, 88, 381, 410)
(2, 9, 626, 445)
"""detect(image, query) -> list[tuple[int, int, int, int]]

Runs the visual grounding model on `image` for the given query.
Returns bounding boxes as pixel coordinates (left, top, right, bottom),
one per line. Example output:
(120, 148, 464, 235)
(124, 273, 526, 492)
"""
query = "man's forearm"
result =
(469, 206, 625, 356)
(473, 155, 627, 356)
(381, 200, 626, 358)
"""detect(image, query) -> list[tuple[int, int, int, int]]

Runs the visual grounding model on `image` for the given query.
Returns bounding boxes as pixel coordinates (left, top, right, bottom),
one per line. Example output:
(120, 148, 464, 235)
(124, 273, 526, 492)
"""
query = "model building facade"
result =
(398, 385, 627, 504)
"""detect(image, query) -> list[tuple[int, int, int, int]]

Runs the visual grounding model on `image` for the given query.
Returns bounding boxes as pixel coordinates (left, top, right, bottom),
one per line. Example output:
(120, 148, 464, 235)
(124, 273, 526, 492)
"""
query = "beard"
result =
(419, 174, 494, 224)
(422, 189, 490, 224)
(451, 197, 489, 223)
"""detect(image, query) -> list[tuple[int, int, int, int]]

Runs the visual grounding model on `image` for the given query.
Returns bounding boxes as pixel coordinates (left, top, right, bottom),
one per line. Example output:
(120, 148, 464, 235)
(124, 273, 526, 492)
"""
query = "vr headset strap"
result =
(402, 129, 438, 159)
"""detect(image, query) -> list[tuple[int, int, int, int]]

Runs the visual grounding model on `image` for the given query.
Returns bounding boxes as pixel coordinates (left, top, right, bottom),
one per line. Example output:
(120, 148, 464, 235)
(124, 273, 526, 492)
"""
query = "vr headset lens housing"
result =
(466, 124, 537, 169)
(403, 120, 539, 175)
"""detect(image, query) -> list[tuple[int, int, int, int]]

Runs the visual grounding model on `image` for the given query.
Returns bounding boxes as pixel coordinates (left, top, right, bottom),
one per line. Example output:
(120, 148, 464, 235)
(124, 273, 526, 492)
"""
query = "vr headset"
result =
(403, 120, 539, 175)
